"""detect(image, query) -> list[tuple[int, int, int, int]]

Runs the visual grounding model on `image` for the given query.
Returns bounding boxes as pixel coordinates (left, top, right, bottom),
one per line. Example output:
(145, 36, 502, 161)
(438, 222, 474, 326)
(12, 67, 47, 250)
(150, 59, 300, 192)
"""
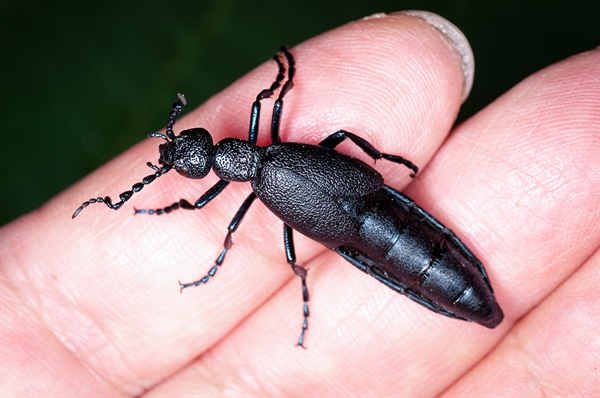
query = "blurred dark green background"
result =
(0, 0, 597, 225)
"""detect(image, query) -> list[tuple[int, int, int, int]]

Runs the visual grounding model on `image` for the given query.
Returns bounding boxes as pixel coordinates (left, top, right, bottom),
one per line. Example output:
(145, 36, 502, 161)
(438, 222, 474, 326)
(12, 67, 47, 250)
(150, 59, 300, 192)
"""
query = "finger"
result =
(142, 12, 481, 397)
(443, 250, 599, 397)
(0, 286, 115, 395)
(0, 12, 469, 396)
(411, 48, 599, 320)
(436, 48, 600, 397)
(145, 45, 599, 397)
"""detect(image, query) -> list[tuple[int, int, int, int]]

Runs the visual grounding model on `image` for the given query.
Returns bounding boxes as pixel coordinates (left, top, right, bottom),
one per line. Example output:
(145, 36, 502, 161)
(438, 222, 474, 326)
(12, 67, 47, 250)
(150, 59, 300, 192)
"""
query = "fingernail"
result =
(392, 11, 475, 103)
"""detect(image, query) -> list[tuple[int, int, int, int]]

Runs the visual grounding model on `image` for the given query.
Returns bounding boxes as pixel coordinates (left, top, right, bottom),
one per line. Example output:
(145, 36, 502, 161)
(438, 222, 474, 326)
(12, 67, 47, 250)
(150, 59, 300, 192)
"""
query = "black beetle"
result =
(73, 47, 503, 346)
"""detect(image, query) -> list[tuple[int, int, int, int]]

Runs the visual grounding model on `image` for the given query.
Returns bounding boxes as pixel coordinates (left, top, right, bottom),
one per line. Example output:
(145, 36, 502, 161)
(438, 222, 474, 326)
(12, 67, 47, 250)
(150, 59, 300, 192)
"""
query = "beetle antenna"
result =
(71, 164, 172, 218)
(149, 93, 187, 142)
(72, 94, 186, 219)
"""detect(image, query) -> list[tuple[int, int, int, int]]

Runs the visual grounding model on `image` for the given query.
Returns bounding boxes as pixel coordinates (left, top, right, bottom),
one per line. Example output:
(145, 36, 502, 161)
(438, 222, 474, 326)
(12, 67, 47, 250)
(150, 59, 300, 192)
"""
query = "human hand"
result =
(2, 12, 597, 397)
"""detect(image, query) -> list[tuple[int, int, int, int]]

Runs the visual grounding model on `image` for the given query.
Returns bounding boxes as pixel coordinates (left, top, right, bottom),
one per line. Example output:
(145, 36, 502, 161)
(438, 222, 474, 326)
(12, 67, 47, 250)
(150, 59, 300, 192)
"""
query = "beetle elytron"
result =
(73, 47, 503, 346)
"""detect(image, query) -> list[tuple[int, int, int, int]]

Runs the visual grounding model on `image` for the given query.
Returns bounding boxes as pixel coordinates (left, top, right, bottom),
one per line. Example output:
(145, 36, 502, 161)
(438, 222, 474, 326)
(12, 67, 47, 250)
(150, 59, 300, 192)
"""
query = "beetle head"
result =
(158, 128, 214, 179)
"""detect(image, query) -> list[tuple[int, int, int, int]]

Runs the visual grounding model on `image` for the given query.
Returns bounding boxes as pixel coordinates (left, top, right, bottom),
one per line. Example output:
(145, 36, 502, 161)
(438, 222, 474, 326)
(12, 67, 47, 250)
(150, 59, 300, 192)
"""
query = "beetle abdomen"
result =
(337, 186, 503, 328)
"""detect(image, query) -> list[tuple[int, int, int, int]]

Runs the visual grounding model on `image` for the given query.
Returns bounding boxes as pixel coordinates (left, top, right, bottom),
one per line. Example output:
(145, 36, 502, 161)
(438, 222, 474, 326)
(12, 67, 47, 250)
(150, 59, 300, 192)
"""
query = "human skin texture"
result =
(1, 13, 598, 397)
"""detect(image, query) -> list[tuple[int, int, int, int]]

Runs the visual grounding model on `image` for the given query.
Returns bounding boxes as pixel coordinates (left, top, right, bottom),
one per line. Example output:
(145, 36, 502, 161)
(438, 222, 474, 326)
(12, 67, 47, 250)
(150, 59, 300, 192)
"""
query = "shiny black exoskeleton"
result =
(73, 47, 503, 347)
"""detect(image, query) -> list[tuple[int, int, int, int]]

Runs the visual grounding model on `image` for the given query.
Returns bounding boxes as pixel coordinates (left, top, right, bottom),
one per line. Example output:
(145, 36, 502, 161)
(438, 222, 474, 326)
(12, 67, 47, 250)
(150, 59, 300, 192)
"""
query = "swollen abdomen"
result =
(348, 188, 503, 328)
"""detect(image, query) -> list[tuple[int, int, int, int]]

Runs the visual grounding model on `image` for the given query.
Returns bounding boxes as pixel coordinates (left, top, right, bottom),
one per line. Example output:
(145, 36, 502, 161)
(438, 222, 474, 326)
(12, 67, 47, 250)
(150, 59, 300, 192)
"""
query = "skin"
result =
(1, 15, 598, 397)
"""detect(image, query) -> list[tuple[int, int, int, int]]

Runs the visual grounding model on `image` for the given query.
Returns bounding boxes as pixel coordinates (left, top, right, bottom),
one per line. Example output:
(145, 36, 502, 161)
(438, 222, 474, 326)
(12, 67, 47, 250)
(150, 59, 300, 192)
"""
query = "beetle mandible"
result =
(73, 47, 503, 347)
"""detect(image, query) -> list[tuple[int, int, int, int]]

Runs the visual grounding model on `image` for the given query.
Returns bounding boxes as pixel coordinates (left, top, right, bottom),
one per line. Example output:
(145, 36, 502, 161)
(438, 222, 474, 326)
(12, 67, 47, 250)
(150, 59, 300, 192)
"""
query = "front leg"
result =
(134, 180, 230, 215)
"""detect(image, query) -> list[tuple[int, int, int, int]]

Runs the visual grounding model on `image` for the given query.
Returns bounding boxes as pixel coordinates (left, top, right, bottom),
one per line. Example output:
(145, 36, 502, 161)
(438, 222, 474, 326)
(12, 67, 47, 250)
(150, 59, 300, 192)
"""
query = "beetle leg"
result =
(248, 48, 287, 144)
(133, 179, 230, 215)
(270, 47, 295, 144)
(284, 224, 310, 348)
(318, 130, 419, 177)
(179, 192, 257, 291)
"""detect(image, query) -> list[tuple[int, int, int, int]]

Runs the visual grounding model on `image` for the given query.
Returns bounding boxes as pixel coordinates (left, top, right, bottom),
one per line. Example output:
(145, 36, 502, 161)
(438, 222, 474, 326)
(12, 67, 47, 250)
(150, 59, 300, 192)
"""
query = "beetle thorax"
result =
(213, 138, 260, 182)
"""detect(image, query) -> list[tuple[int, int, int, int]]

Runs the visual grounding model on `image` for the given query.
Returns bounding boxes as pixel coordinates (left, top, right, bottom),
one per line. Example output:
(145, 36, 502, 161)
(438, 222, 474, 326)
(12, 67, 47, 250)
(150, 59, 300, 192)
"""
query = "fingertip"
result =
(392, 11, 475, 103)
